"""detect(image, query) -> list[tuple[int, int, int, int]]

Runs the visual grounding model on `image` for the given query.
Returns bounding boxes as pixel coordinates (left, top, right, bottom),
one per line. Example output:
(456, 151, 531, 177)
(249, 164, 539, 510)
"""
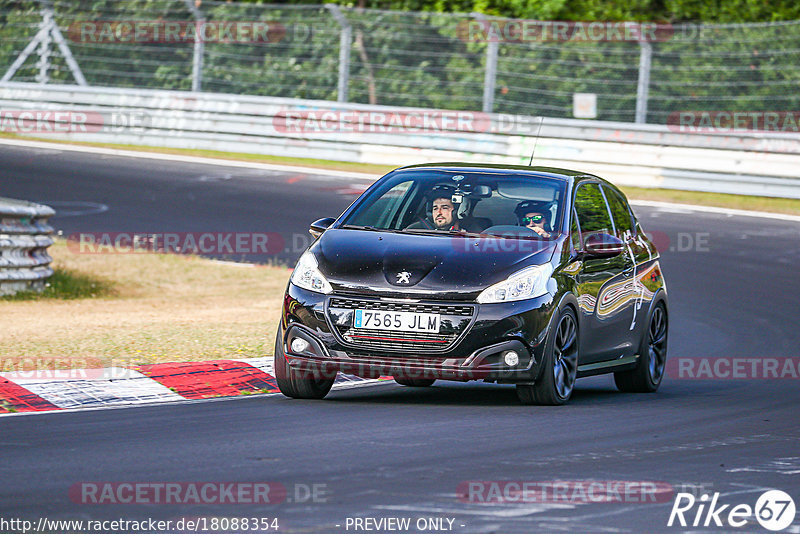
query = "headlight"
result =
(477, 264, 553, 304)
(290, 251, 332, 294)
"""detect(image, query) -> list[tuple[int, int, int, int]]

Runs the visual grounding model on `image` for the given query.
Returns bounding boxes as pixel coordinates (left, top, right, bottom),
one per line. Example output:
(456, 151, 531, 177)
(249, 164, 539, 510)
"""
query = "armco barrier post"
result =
(326, 4, 352, 103)
(183, 0, 205, 92)
(0, 197, 55, 296)
(472, 13, 498, 114)
(635, 41, 652, 124)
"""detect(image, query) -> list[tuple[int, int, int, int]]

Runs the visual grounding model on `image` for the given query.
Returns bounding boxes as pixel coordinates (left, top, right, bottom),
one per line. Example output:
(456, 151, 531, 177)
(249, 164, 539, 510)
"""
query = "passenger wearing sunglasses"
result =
(514, 200, 552, 238)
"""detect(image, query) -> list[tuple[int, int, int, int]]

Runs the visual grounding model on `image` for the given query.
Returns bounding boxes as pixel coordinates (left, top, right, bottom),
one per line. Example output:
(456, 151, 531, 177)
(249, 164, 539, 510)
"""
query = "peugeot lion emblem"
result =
(396, 271, 412, 284)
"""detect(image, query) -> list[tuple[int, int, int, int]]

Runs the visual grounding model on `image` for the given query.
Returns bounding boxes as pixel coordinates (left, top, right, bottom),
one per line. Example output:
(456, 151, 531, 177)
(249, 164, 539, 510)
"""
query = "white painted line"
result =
(726, 457, 800, 475)
(373, 503, 574, 518)
(32, 200, 109, 217)
(0, 137, 378, 181)
(546, 486, 779, 523)
(630, 199, 800, 222)
(331, 377, 390, 389)
(233, 357, 390, 387)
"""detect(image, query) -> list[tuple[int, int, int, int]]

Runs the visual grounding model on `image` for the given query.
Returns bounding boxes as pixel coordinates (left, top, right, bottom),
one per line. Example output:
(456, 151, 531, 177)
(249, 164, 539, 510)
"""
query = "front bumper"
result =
(278, 283, 558, 383)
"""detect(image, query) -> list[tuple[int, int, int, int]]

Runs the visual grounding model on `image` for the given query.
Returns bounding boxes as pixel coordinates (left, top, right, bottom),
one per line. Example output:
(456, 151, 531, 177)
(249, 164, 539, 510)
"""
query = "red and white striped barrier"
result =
(0, 358, 385, 414)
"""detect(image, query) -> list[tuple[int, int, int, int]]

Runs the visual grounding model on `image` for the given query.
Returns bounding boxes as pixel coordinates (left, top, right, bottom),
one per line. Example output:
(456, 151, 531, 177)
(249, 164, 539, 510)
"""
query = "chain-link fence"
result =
(1, 0, 799, 124)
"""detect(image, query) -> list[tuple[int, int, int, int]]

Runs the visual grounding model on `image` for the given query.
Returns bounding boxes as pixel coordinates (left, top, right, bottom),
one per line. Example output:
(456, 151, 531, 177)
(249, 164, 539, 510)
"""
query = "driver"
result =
(432, 196, 457, 230)
(514, 200, 552, 238)
(406, 185, 478, 232)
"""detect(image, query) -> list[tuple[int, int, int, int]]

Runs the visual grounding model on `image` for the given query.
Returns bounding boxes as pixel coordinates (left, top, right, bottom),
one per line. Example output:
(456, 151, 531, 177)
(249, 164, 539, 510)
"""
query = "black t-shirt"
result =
(405, 216, 486, 233)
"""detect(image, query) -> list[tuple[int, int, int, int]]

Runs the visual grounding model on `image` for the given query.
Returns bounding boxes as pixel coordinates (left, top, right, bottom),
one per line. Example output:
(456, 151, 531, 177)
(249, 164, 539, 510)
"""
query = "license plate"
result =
(353, 309, 440, 333)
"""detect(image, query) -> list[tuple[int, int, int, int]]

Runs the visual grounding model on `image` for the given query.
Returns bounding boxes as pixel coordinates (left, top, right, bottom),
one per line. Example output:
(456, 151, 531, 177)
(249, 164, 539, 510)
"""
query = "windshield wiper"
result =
(340, 224, 382, 231)
(403, 229, 483, 238)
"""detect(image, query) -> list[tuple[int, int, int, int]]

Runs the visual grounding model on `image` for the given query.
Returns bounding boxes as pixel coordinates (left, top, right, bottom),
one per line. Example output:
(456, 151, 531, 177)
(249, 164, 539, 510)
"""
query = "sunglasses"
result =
(522, 215, 544, 224)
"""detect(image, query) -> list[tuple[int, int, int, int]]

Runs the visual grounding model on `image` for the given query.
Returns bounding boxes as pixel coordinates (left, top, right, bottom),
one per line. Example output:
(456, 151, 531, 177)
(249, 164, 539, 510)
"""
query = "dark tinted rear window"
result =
(574, 183, 613, 246)
(603, 186, 634, 238)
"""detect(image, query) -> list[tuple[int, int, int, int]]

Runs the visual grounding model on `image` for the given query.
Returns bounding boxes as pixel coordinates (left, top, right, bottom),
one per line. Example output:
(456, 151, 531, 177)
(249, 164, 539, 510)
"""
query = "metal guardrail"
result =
(2, 82, 800, 198)
(3, 1, 800, 124)
(0, 197, 55, 296)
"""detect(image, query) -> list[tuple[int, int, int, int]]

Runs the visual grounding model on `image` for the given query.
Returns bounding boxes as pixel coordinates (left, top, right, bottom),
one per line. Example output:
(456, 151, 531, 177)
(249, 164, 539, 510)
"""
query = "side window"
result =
(570, 206, 581, 251)
(574, 183, 613, 248)
(603, 186, 634, 239)
(347, 180, 413, 229)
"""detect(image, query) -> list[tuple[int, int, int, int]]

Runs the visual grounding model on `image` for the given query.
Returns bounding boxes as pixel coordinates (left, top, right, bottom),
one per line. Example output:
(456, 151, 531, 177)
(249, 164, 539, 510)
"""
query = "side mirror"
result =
(309, 217, 336, 239)
(584, 233, 625, 257)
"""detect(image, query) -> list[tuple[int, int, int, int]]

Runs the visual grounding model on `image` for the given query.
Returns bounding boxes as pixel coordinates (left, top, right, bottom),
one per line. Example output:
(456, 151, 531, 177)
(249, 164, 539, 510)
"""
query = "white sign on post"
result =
(573, 93, 597, 119)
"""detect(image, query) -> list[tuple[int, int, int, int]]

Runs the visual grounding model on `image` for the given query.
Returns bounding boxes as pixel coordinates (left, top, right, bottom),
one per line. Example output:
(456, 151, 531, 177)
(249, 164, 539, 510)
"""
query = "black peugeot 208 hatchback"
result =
(274, 163, 668, 405)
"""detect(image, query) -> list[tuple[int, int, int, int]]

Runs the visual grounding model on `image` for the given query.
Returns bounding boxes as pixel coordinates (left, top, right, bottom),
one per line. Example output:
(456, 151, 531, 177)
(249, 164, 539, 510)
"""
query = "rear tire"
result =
(274, 329, 334, 399)
(614, 301, 668, 393)
(517, 307, 579, 406)
(394, 377, 436, 387)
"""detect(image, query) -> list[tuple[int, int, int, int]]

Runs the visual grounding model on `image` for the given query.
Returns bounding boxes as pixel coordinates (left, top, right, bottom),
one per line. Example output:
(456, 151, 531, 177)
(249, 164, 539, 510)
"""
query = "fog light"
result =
(290, 337, 309, 353)
(503, 350, 519, 367)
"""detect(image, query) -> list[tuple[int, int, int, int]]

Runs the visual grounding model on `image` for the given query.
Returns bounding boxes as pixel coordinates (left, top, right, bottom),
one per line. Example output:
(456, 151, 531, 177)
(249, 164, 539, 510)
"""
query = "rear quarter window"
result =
(574, 182, 613, 246)
(602, 186, 635, 239)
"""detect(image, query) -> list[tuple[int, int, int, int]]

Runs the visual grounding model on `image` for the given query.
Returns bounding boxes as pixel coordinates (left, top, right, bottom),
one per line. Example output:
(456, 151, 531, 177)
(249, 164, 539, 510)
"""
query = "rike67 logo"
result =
(668, 490, 796, 531)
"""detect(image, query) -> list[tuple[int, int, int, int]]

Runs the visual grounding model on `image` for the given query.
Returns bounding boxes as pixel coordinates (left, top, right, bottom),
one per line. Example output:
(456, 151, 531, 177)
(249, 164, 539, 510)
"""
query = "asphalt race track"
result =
(1, 143, 799, 533)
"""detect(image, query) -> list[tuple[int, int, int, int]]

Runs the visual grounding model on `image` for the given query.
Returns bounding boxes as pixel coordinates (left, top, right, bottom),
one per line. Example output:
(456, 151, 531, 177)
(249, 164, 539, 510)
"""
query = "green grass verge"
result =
(3, 239, 291, 365)
(3, 132, 799, 215)
(620, 186, 800, 216)
(1, 268, 115, 301)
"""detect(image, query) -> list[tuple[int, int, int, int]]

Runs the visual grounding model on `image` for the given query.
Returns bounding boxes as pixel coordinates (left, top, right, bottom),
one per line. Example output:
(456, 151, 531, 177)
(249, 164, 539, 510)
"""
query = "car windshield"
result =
(340, 169, 567, 239)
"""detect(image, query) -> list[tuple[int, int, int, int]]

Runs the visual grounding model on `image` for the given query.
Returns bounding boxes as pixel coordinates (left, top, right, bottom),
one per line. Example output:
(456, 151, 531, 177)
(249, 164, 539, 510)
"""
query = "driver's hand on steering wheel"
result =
(532, 226, 551, 238)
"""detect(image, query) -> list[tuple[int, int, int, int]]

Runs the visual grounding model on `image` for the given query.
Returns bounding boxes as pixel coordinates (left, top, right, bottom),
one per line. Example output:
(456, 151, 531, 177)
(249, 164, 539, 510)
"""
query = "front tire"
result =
(274, 329, 335, 399)
(394, 377, 436, 387)
(614, 301, 668, 393)
(517, 307, 579, 406)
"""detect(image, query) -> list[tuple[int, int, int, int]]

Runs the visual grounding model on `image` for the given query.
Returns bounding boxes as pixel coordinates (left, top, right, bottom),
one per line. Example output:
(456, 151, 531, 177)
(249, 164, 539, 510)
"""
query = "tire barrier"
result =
(0, 197, 55, 296)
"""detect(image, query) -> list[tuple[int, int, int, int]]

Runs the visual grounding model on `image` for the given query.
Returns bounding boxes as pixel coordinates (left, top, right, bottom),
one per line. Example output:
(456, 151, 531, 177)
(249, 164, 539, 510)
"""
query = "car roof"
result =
(395, 162, 619, 192)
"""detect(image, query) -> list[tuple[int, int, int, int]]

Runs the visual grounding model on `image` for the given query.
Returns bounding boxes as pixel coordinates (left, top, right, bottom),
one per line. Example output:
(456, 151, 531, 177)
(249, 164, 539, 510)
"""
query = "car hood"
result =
(313, 229, 557, 300)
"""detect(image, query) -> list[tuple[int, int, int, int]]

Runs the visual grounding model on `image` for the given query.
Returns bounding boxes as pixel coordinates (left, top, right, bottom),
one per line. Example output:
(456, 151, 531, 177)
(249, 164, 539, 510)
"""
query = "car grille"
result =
(328, 298, 474, 316)
(327, 297, 475, 353)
